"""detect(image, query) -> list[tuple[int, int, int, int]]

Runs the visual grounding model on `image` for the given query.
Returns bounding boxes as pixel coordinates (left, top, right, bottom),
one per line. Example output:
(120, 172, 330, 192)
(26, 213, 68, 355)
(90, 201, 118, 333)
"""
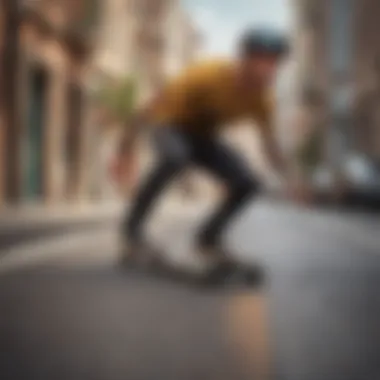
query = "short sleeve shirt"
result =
(151, 60, 274, 136)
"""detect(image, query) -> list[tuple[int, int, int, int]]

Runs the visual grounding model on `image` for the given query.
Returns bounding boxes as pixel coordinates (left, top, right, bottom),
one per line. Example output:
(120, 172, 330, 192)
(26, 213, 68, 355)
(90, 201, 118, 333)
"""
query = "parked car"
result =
(312, 154, 380, 210)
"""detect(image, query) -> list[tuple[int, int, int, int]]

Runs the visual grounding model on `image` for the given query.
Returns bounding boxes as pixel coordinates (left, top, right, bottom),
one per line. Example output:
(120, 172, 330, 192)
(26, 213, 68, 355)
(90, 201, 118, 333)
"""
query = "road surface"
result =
(0, 200, 379, 380)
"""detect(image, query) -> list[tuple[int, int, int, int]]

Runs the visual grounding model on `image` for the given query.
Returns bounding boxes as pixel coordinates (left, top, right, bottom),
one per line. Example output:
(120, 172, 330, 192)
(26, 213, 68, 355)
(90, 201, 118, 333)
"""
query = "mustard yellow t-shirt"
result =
(151, 60, 273, 136)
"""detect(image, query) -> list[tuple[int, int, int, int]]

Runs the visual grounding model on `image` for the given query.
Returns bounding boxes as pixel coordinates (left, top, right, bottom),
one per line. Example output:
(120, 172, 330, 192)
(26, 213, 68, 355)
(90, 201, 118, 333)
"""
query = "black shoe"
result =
(118, 237, 140, 268)
(119, 236, 165, 270)
(196, 245, 264, 288)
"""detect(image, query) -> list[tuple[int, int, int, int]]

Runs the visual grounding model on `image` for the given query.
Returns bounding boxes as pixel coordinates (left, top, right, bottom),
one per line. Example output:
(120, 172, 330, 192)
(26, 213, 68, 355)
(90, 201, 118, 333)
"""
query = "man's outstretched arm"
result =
(260, 124, 288, 179)
(118, 91, 162, 156)
(260, 121, 312, 202)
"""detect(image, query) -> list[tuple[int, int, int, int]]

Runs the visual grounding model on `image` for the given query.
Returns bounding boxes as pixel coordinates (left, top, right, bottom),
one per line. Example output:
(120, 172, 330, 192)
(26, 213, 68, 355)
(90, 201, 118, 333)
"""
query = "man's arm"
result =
(259, 116, 312, 202)
(118, 89, 163, 156)
(259, 126, 294, 195)
(118, 110, 146, 156)
(112, 90, 164, 189)
(255, 94, 289, 180)
(260, 125, 287, 176)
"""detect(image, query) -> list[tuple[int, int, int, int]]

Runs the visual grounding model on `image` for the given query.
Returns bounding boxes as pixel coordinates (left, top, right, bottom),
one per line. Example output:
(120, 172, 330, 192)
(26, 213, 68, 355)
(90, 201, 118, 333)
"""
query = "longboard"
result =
(118, 253, 265, 289)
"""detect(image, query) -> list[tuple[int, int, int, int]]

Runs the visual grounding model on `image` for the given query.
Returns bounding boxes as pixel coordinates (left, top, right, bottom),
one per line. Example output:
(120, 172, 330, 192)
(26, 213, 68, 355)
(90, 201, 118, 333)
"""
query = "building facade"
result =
(0, 0, 100, 205)
(164, 1, 201, 77)
(87, 0, 201, 198)
(295, 0, 380, 162)
(0, 0, 201, 205)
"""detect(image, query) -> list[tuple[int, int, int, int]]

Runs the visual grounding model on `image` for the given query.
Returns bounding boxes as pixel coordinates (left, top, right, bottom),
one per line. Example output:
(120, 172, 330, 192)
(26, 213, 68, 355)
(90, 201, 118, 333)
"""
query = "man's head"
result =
(238, 27, 289, 86)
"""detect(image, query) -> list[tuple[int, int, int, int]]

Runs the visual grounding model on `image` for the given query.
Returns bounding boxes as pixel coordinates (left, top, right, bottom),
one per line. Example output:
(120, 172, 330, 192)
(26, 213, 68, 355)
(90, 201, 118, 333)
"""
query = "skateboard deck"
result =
(118, 253, 265, 289)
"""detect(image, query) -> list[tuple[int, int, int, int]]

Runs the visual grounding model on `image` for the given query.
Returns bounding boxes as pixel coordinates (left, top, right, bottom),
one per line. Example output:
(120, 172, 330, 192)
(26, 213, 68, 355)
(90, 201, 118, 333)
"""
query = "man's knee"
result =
(154, 129, 191, 173)
(231, 176, 259, 199)
(160, 149, 189, 175)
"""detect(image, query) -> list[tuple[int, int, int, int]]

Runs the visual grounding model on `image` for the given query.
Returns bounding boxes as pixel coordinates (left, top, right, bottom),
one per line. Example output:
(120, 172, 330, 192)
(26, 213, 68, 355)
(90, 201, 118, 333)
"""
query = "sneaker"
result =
(119, 235, 164, 269)
(186, 245, 234, 276)
(194, 245, 263, 286)
(118, 236, 139, 267)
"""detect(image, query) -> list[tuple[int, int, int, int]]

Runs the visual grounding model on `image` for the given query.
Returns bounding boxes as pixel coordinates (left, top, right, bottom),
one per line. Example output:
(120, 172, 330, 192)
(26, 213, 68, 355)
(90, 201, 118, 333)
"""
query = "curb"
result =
(0, 199, 209, 254)
(0, 207, 123, 253)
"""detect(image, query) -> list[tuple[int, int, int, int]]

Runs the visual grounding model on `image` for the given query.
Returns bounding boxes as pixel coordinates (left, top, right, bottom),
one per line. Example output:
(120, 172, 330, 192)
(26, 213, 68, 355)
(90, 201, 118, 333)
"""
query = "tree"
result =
(94, 77, 138, 127)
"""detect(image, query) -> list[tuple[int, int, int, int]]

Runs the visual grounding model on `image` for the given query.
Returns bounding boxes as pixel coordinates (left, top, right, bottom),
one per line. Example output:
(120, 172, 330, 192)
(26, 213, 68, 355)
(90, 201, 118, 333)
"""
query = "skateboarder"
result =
(117, 27, 297, 276)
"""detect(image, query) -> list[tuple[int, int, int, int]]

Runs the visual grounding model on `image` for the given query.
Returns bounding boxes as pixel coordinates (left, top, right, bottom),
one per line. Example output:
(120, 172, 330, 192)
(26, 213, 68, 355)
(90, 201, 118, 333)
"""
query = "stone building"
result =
(0, 0, 100, 205)
(295, 0, 380, 161)
(0, 0, 201, 205)
(164, 1, 201, 77)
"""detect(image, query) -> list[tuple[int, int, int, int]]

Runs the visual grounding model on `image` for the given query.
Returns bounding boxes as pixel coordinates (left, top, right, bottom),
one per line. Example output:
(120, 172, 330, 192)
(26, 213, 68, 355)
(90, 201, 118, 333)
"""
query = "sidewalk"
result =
(0, 201, 123, 229)
(0, 201, 124, 252)
(0, 197, 212, 253)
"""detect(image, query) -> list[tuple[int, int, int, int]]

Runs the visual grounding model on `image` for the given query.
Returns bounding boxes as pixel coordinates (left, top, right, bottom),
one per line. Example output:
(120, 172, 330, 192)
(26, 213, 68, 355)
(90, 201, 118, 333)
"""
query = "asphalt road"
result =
(0, 201, 379, 380)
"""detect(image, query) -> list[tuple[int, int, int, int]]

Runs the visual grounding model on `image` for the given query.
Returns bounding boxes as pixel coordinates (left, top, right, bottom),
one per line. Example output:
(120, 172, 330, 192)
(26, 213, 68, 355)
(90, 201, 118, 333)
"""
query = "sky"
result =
(182, 0, 292, 58)
(181, 0, 297, 105)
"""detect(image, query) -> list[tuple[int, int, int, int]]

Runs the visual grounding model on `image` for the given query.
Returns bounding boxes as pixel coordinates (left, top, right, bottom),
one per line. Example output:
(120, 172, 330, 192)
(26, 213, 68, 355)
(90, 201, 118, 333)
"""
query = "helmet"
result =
(239, 27, 290, 57)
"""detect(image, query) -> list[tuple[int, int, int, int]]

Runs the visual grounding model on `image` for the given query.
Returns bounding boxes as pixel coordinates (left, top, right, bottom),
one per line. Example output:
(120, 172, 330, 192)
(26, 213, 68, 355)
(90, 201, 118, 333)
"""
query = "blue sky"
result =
(182, 0, 291, 57)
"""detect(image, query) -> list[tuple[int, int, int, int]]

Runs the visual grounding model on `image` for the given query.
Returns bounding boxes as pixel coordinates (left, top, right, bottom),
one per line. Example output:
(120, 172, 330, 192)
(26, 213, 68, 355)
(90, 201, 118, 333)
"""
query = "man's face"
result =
(243, 54, 282, 86)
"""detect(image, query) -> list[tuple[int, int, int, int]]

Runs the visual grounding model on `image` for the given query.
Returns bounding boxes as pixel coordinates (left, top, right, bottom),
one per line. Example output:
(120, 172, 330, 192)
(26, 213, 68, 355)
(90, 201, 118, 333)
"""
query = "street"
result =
(0, 200, 379, 380)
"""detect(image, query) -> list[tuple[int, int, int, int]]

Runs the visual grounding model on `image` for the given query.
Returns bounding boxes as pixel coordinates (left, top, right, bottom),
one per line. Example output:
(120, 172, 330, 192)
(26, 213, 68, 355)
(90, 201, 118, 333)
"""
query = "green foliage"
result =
(95, 77, 138, 124)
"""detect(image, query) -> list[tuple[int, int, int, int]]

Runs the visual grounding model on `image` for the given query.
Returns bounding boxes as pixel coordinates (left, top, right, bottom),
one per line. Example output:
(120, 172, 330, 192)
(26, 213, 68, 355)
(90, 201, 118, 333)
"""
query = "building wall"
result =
(133, 0, 170, 102)
(354, 0, 380, 86)
(0, 0, 24, 205)
(164, 2, 200, 77)
(0, 0, 98, 206)
(20, 22, 69, 201)
(296, 0, 380, 160)
(94, 0, 200, 101)
(94, 0, 134, 78)
(0, 4, 6, 204)
(353, 0, 380, 158)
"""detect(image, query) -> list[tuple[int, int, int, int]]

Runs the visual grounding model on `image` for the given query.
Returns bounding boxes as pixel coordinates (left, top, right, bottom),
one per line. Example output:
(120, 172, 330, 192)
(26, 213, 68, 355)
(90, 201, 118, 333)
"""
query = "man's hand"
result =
(260, 129, 314, 205)
(260, 125, 287, 175)
(109, 148, 139, 195)
(285, 178, 314, 205)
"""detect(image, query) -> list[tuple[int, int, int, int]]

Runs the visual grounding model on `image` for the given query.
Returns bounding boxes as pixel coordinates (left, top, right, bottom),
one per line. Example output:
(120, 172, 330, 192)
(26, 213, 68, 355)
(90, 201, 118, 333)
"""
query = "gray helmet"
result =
(239, 27, 290, 57)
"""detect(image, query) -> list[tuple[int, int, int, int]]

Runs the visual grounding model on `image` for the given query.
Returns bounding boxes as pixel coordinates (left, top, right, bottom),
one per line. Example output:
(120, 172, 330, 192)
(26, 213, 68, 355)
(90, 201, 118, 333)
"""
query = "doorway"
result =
(23, 66, 48, 200)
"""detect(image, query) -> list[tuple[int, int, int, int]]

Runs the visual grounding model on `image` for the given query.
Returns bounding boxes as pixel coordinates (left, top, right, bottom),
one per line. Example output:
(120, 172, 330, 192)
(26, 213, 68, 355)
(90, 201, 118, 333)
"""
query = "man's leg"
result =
(194, 138, 260, 248)
(123, 129, 192, 245)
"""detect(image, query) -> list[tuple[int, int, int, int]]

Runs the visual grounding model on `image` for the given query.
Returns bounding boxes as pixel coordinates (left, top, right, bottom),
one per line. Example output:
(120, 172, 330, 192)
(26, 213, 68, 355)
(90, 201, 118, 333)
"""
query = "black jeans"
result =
(124, 128, 259, 247)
